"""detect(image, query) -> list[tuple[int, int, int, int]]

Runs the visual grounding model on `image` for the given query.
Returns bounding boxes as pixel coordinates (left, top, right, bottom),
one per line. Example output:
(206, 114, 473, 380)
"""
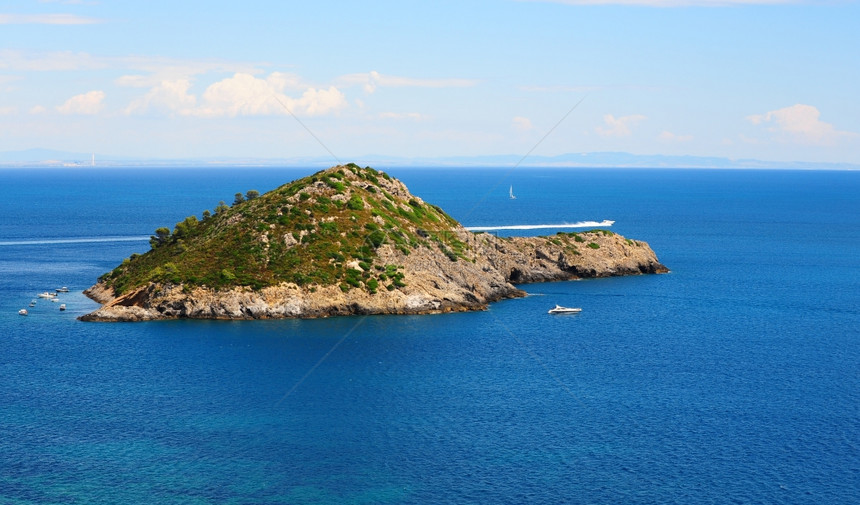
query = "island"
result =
(80, 164, 668, 321)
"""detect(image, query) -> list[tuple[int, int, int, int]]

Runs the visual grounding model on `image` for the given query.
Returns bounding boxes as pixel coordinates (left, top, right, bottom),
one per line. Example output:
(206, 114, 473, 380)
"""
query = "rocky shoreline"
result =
(80, 229, 667, 322)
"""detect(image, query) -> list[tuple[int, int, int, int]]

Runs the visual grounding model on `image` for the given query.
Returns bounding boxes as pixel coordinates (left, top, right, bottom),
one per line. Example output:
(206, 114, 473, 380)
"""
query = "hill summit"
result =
(81, 164, 667, 321)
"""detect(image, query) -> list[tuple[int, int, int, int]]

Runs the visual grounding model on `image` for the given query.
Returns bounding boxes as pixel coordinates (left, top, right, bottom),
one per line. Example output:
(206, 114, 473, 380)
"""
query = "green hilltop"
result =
(100, 164, 470, 296)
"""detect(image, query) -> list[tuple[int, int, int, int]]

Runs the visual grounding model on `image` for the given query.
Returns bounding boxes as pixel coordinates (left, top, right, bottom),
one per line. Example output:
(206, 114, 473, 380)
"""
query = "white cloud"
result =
(56, 90, 105, 115)
(30, 105, 48, 114)
(138, 73, 348, 118)
(115, 75, 156, 88)
(658, 130, 693, 142)
(746, 104, 856, 146)
(0, 50, 104, 72)
(0, 106, 16, 115)
(512, 116, 534, 131)
(125, 79, 197, 115)
(337, 70, 478, 94)
(595, 114, 646, 137)
(196, 73, 289, 116)
(0, 13, 102, 25)
(264, 72, 309, 91)
(0, 50, 262, 79)
(379, 112, 426, 120)
(520, 0, 802, 6)
(291, 86, 348, 117)
(520, 85, 599, 93)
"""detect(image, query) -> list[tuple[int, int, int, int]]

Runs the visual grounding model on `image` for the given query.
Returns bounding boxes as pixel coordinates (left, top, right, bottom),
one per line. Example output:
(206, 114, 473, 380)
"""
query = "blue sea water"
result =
(0, 167, 858, 504)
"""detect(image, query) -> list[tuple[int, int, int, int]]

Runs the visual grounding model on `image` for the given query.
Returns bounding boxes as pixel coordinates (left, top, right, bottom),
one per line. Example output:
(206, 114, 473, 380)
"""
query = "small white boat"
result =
(51, 298, 59, 303)
(56, 287, 69, 293)
(29, 300, 36, 307)
(37, 292, 56, 299)
(509, 185, 516, 199)
(59, 304, 66, 311)
(548, 304, 582, 314)
(18, 309, 28, 316)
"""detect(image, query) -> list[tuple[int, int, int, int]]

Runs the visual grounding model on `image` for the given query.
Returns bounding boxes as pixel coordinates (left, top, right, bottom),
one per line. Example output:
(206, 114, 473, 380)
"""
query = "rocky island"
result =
(80, 164, 668, 321)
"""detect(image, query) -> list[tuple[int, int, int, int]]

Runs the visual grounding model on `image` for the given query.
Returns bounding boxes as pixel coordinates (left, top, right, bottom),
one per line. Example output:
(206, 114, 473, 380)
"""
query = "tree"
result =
(215, 200, 229, 214)
(173, 215, 198, 238)
(202, 209, 211, 220)
(233, 193, 245, 206)
(150, 227, 171, 249)
(245, 189, 260, 200)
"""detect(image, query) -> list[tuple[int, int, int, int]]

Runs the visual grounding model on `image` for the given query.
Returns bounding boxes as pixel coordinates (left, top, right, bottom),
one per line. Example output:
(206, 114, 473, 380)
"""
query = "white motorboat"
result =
(37, 292, 56, 299)
(18, 309, 28, 316)
(59, 304, 66, 311)
(548, 304, 582, 314)
(56, 287, 69, 293)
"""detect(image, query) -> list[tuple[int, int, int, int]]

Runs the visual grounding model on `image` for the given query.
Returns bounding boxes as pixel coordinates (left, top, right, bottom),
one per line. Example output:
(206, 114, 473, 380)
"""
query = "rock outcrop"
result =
(80, 164, 667, 322)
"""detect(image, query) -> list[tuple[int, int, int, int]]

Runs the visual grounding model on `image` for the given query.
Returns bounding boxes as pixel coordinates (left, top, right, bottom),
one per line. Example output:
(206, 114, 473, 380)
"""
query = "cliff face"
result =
(80, 165, 667, 322)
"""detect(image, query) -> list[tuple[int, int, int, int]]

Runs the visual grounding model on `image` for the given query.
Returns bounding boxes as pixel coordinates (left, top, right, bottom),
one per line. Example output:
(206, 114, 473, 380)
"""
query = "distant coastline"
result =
(1, 149, 857, 171)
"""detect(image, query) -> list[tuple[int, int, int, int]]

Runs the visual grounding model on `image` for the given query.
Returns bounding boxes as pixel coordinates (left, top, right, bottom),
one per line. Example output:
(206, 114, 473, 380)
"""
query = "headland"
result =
(80, 164, 668, 321)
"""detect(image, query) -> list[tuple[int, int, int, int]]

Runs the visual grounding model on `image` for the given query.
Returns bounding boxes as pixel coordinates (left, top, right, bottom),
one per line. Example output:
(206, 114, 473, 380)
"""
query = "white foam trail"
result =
(465, 220, 615, 232)
(0, 236, 150, 246)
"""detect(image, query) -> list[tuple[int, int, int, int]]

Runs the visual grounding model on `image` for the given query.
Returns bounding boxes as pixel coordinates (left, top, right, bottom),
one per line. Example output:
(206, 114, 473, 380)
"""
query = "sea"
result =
(0, 166, 857, 505)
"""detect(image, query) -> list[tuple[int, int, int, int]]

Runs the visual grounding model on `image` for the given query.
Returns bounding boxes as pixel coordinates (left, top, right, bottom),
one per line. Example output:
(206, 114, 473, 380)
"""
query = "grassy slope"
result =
(100, 164, 468, 295)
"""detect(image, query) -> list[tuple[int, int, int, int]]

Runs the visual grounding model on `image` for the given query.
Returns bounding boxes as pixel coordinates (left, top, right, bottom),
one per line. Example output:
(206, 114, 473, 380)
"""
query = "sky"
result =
(1, 0, 858, 164)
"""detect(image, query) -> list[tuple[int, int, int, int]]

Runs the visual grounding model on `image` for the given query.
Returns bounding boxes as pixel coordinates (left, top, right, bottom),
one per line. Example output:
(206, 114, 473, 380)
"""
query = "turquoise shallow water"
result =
(1, 167, 858, 504)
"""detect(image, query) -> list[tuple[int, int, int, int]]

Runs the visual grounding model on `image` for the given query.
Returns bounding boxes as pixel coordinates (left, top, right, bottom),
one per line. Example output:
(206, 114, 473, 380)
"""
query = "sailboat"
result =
(509, 186, 516, 199)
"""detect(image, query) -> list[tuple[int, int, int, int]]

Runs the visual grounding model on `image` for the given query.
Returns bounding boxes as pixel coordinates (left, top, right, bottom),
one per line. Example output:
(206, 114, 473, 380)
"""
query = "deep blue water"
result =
(1, 167, 858, 504)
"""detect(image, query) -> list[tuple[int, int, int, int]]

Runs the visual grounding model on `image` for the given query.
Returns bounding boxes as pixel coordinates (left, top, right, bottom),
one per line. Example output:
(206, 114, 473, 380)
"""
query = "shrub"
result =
(367, 229, 386, 248)
(588, 242, 600, 249)
(347, 194, 364, 210)
(319, 221, 338, 233)
(366, 278, 379, 294)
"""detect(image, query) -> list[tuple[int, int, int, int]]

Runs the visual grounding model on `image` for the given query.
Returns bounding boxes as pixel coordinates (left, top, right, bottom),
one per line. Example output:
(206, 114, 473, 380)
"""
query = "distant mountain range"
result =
(1, 148, 857, 170)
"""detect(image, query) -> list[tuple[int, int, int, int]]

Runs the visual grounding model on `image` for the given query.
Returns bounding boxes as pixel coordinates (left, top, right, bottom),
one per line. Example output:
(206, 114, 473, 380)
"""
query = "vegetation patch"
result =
(97, 164, 473, 296)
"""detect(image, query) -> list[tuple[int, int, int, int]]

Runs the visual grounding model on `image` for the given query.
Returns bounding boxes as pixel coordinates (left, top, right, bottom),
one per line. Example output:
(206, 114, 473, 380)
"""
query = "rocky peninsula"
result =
(81, 164, 668, 321)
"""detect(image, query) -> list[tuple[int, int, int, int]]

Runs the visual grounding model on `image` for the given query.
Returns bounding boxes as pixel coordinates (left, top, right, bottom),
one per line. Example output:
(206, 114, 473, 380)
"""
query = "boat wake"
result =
(465, 220, 615, 232)
(0, 236, 150, 247)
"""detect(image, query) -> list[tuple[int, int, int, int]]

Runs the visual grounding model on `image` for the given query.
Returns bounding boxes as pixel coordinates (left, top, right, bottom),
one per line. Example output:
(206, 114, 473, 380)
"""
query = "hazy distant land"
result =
(1, 148, 857, 170)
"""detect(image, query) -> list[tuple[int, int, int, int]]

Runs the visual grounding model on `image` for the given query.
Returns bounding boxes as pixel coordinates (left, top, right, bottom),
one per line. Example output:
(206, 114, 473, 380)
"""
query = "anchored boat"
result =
(548, 304, 582, 314)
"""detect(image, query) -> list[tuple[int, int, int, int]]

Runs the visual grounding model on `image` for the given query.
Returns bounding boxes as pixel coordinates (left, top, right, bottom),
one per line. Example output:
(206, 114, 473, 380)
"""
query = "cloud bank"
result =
(0, 13, 102, 25)
(337, 71, 477, 94)
(56, 90, 104, 115)
(596, 114, 646, 137)
(747, 104, 857, 146)
(125, 73, 348, 118)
